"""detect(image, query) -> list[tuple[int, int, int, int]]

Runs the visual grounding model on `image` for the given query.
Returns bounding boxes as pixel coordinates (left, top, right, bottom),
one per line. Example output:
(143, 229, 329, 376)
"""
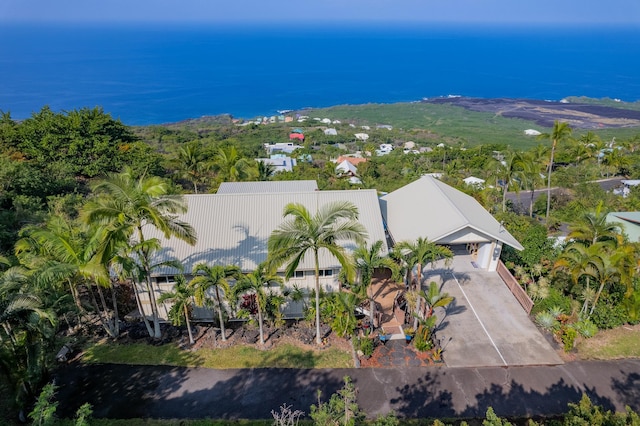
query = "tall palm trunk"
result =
(590, 280, 607, 316)
(138, 226, 162, 339)
(215, 286, 227, 341)
(132, 279, 154, 337)
(546, 139, 557, 225)
(257, 296, 265, 345)
(183, 304, 194, 344)
(110, 283, 120, 336)
(502, 182, 509, 212)
(314, 250, 322, 345)
(87, 285, 117, 338)
(96, 285, 117, 336)
(529, 188, 535, 218)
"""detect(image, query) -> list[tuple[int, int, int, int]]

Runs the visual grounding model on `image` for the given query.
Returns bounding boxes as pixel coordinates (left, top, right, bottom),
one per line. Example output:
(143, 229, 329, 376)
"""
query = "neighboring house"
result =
(606, 212, 640, 242)
(335, 160, 358, 176)
(613, 180, 640, 198)
(324, 128, 338, 136)
(255, 155, 297, 173)
(524, 129, 541, 136)
(264, 142, 302, 155)
(379, 176, 523, 271)
(335, 156, 367, 166)
(463, 176, 485, 188)
(376, 144, 393, 156)
(377, 124, 393, 130)
(289, 133, 304, 141)
(354, 133, 369, 141)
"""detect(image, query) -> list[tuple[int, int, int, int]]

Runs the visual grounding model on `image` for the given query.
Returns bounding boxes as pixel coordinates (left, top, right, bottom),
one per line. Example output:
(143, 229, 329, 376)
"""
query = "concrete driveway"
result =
(424, 254, 563, 368)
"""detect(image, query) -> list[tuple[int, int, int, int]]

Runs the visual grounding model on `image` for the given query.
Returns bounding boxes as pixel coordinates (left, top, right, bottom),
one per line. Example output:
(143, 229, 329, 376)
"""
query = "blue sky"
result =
(2, 0, 639, 24)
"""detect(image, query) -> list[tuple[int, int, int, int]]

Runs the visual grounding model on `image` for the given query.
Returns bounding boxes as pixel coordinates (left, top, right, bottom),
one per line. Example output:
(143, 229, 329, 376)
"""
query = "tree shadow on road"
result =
(390, 370, 615, 420)
(55, 363, 345, 420)
(611, 370, 640, 411)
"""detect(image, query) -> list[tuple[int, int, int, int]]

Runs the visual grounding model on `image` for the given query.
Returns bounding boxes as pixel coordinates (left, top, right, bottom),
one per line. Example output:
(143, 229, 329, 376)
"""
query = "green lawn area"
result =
(82, 342, 353, 369)
(576, 325, 640, 360)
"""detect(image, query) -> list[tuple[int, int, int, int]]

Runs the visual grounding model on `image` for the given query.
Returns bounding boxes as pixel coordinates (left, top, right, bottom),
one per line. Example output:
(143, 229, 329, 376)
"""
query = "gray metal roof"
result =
(145, 189, 387, 275)
(217, 180, 318, 194)
(380, 176, 523, 250)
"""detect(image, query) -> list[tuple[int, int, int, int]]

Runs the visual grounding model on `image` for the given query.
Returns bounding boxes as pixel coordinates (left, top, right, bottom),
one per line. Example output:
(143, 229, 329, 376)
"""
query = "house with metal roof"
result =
(141, 185, 387, 320)
(142, 177, 523, 321)
(380, 175, 523, 271)
(606, 212, 640, 242)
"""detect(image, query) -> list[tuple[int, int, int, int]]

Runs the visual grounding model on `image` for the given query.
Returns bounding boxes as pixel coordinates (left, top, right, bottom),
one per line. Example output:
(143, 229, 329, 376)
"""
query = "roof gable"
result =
(380, 176, 523, 250)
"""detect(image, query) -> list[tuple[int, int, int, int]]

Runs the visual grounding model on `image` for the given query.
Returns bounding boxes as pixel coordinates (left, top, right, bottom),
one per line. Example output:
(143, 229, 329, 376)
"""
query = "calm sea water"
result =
(1, 23, 639, 125)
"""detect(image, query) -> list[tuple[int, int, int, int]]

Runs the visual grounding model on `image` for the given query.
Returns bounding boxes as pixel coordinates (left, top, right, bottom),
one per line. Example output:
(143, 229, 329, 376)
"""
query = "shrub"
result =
(591, 300, 627, 329)
(561, 327, 577, 352)
(355, 337, 374, 357)
(535, 311, 558, 331)
(573, 319, 598, 338)
(531, 288, 573, 316)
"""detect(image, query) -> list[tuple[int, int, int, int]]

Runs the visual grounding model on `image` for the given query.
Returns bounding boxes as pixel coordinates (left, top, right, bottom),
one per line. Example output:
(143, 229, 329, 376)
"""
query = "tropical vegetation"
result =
(3, 100, 640, 420)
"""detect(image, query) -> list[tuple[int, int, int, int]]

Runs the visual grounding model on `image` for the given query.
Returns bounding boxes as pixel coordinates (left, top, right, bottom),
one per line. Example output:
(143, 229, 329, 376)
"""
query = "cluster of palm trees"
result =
(1, 168, 197, 411)
(553, 202, 640, 317)
(483, 121, 639, 224)
(1, 166, 458, 412)
(174, 143, 275, 193)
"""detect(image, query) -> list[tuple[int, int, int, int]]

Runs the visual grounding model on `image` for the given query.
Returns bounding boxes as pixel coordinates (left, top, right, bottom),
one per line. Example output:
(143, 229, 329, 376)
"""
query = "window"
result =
(294, 270, 305, 279)
(318, 269, 333, 277)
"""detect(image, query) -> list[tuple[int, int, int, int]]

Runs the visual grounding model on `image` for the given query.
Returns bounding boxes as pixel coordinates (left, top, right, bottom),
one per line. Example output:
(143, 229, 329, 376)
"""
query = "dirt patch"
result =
(189, 321, 352, 354)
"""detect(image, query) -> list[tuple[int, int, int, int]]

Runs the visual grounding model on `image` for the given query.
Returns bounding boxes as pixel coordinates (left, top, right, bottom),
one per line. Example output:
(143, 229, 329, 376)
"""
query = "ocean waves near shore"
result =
(1, 24, 639, 125)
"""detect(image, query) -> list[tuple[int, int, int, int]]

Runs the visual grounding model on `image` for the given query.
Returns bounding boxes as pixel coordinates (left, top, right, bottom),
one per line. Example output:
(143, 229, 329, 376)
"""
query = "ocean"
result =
(1, 23, 639, 125)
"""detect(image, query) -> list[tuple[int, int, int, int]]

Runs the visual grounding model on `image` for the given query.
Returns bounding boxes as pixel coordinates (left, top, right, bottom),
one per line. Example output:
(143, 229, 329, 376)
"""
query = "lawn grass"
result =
(576, 325, 640, 360)
(83, 342, 353, 369)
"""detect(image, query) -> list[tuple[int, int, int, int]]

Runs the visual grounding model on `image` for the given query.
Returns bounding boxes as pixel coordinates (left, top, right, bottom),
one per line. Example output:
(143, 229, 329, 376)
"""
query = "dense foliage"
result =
(2, 102, 640, 419)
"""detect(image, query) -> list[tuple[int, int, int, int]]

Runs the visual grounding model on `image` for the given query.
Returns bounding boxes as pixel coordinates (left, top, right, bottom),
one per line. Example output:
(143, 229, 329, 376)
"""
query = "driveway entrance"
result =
(425, 253, 563, 368)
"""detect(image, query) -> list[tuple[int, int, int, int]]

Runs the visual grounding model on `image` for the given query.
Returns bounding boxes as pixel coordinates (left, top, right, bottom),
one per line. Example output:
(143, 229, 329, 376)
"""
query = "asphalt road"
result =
(506, 178, 622, 214)
(54, 360, 640, 421)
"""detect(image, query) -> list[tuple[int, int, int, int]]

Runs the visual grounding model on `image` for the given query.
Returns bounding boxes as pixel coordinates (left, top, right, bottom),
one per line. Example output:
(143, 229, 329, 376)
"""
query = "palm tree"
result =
(353, 240, 399, 325)
(396, 237, 453, 291)
(256, 160, 276, 181)
(585, 246, 619, 316)
(420, 281, 454, 319)
(602, 146, 631, 177)
(174, 142, 210, 193)
(554, 242, 601, 315)
(14, 216, 121, 338)
(396, 238, 453, 328)
(488, 149, 524, 212)
(268, 201, 367, 345)
(233, 263, 282, 345)
(520, 150, 545, 217)
(190, 264, 241, 342)
(538, 121, 572, 225)
(157, 275, 196, 345)
(82, 167, 197, 339)
(215, 146, 252, 182)
(567, 202, 623, 247)
(0, 278, 57, 414)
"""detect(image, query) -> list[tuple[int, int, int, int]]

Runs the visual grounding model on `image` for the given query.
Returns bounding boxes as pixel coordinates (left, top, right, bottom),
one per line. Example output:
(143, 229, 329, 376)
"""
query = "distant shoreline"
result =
(153, 96, 640, 130)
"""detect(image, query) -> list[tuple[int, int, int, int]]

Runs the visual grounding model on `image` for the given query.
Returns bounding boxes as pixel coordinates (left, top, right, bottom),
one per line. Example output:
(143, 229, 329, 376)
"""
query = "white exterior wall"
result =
(139, 269, 340, 322)
(477, 240, 502, 272)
